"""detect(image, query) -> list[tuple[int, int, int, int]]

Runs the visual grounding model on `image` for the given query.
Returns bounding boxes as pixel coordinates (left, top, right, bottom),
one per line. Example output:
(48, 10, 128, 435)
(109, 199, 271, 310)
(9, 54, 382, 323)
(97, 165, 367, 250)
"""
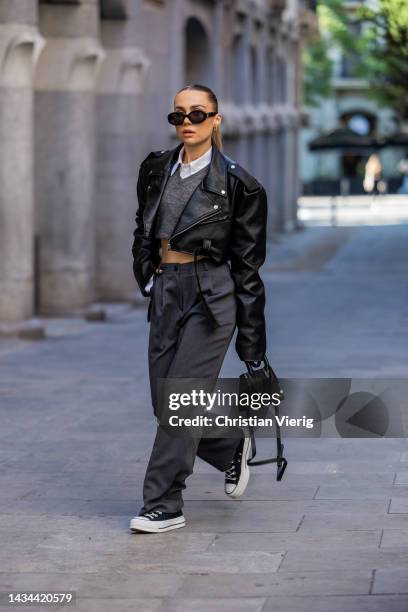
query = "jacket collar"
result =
(160, 141, 228, 198)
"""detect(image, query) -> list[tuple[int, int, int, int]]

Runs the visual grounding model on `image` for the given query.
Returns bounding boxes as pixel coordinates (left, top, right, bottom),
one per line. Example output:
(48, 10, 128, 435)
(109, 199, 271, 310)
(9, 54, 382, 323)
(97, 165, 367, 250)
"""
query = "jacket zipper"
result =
(168, 210, 227, 250)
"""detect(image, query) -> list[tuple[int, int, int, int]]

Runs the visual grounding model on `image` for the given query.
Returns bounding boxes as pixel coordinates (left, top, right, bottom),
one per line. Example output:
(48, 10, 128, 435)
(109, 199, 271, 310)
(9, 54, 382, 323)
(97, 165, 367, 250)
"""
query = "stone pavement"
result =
(1, 221, 408, 611)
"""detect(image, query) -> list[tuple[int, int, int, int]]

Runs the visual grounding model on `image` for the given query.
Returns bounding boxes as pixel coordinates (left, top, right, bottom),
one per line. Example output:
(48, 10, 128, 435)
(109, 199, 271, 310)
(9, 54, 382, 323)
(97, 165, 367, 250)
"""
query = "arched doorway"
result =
(184, 17, 214, 87)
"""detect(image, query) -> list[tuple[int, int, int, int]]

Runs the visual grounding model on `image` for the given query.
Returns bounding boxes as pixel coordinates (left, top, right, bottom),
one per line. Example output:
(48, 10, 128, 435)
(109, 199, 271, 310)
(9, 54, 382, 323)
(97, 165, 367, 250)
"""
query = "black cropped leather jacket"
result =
(131, 142, 267, 362)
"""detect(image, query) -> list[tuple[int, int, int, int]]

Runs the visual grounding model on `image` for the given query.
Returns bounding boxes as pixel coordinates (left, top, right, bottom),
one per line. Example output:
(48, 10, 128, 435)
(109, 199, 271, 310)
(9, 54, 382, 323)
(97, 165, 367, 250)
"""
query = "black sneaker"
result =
(129, 509, 185, 533)
(224, 436, 251, 499)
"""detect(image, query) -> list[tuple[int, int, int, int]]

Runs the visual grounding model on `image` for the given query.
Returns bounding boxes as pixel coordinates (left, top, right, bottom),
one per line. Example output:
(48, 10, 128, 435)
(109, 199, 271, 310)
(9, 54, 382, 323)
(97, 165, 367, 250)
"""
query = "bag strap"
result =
(244, 357, 288, 480)
(246, 413, 288, 480)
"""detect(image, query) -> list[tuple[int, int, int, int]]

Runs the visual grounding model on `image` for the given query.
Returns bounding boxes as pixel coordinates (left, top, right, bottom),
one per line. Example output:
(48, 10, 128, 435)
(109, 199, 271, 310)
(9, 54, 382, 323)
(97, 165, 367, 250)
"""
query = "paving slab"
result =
(280, 547, 408, 571)
(211, 529, 381, 552)
(298, 511, 408, 533)
(315, 484, 408, 500)
(174, 570, 373, 597)
(157, 598, 266, 612)
(262, 595, 408, 612)
(394, 472, 408, 485)
(372, 568, 408, 594)
(389, 498, 408, 513)
(181, 500, 303, 533)
(0, 572, 184, 598)
(119, 550, 284, 575)
(381, 530, 408, 548)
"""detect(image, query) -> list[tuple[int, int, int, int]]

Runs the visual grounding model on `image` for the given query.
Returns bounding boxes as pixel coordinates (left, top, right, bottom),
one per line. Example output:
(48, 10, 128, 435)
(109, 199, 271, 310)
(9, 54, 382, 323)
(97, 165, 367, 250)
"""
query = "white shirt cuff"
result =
(144, 274, 154, 294)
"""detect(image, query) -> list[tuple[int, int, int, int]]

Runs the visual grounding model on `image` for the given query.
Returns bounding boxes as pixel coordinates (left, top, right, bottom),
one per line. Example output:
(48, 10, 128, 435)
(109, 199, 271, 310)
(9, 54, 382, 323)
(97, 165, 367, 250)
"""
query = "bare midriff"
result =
(159, 239, 208, 264)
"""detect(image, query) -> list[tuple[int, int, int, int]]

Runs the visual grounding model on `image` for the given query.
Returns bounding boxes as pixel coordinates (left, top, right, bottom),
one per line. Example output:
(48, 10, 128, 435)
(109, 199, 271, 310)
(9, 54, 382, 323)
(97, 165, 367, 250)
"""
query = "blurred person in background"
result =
(363, 153, 383, 194)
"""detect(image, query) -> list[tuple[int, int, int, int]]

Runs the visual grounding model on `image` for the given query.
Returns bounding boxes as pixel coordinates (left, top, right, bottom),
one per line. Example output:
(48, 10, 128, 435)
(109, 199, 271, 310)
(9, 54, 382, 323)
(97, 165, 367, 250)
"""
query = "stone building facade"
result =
(0, 0, 316, 334)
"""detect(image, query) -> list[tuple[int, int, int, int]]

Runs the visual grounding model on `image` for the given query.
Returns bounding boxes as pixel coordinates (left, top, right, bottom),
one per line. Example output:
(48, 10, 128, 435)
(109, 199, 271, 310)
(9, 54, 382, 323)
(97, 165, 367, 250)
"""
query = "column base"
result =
(84, 301, 138, 321)
(0, 318, 45, 340)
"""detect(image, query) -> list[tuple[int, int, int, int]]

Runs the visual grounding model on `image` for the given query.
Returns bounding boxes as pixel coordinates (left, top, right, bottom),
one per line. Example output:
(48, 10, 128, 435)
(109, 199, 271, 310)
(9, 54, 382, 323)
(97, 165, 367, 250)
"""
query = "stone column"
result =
(291, 33, 302, 229)
(283, 120, 296, 231)
(291, 121, 301, 228)
(169, 0, 185, 95)
(239, 13, 252, 170)
(284, 32, 300, 231)
(0, 4, 45, 336)
(262, 35, 277, 237)
(212, 0, 225, 96)
(252, 22, 267, 187)
(95, 30, 150, 299)
(263, 113, 280, 238)
(276, 36, 291, 231)
(275, 121, 286, 231)
(34, 1, 104, 315)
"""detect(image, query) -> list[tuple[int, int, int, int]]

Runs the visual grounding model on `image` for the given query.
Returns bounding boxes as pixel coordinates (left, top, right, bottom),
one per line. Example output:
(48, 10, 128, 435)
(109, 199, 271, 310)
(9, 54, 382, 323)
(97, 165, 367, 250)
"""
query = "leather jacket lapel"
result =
(142, 144, 181, 238)
(202, 144, 228, 198)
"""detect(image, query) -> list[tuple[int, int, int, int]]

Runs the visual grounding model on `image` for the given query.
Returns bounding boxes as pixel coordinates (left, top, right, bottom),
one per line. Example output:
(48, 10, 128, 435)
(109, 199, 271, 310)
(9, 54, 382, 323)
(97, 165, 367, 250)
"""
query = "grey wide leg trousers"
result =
(141, 258, 243, 514)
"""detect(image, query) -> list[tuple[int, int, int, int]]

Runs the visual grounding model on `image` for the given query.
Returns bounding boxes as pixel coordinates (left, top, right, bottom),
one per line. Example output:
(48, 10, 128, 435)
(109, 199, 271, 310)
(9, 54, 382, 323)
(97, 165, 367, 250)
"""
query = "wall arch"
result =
(249, 44, 260, 104)
(231, 34, 245, 104)
(276, 55, 287, 104)
(100, 0, 129, 19)
(184, 17, 214, 88)
(265, 46, 274, 105)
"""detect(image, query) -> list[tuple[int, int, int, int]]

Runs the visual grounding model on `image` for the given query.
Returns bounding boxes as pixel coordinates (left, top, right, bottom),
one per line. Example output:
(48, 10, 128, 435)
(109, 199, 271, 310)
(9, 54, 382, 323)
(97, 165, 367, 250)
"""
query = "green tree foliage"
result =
(303, 39, 333, 107)
(303, 0, 357, 107)
(356, 0, 408, 120)
(303, 0, 408, 120)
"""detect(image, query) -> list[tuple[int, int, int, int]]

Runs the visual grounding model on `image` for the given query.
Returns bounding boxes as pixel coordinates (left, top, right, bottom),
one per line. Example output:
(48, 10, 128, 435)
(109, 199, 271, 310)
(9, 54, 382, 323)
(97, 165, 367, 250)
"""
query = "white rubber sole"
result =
(129, 515, 186, 533)
(225, 436, 251, 499)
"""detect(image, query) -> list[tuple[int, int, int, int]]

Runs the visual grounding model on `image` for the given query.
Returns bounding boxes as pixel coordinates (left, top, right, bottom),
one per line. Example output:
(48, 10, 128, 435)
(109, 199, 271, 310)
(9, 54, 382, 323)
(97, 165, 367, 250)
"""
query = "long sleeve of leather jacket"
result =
(131, 163, 160, 297)
(229, 181, 267, 361)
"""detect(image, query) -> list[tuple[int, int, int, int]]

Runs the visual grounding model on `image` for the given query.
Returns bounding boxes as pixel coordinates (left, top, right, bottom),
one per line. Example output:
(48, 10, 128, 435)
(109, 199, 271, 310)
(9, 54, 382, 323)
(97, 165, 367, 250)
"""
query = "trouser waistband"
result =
(156, 258, 216, 274)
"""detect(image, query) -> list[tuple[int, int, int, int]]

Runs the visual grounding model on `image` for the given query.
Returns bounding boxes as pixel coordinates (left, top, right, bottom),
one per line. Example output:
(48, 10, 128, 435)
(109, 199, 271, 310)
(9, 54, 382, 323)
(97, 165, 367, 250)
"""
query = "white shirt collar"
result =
(171, 145, 212, 178)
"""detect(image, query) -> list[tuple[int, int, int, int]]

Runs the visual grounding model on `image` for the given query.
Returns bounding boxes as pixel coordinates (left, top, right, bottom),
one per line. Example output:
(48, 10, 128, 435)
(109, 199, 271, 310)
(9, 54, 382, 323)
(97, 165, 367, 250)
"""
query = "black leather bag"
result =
(239, 355, 288, 481)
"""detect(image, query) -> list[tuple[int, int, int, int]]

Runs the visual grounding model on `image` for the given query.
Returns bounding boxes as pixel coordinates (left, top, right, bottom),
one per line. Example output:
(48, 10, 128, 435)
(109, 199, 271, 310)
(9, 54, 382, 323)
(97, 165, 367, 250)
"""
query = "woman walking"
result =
(130, 84, 268, 533)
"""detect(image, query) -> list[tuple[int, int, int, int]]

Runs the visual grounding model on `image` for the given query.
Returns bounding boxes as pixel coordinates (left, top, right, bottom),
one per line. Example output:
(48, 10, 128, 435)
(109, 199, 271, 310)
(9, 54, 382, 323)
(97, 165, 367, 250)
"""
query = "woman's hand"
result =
(245, 357, 265, 370)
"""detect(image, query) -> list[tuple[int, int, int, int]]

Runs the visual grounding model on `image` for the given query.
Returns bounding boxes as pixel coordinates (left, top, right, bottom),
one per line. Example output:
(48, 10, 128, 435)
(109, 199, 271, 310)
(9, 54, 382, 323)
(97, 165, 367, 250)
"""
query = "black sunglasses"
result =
(167, 110, 217, 126)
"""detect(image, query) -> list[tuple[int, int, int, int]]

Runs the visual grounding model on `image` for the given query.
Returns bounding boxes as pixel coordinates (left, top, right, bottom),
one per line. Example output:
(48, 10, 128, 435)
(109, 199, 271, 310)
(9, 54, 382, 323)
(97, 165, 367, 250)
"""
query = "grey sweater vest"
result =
(154, 164, 209, 239)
